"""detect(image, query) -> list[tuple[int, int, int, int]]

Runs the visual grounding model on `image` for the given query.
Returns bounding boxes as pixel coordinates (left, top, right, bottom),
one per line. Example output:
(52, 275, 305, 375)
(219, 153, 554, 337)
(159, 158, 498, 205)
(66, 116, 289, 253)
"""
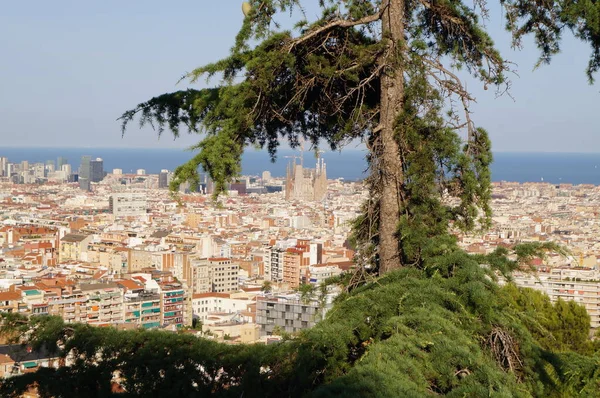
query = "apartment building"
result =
(282, 250, 302, 289)
(45, 285, 88, 324)
(255, 294, 322, 336)
(264, 248, 284, 282)
(189, 258, 239, 294)
(209, 258, 239, 293)
(160, 285, 186, 328)
(123, 292, 162, 329)
(191, 292, 255, 321)
(58, 234, 92, 263)
(79, 283, 124, 327)
(109, 193, 147, 217)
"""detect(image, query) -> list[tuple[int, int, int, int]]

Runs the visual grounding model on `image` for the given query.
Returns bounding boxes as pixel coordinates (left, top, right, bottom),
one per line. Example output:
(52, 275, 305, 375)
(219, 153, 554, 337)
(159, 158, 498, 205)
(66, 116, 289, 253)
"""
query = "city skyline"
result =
(1, 2, 599, 152)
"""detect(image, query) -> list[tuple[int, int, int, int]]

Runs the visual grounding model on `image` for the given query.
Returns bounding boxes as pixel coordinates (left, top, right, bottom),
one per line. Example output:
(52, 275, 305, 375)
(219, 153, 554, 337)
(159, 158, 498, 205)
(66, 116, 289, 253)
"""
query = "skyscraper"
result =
(79, 155, 91, 190)
(45, 160, 55, 175)
(0, 157, 7, 177)
(33, 163, 45, 179)
(57, 157, 67, 169)
(90, 158, 104, 182)
(20, 161, 30, 184)
(159, 170, 170, 189)
(61, 164, 72, 176)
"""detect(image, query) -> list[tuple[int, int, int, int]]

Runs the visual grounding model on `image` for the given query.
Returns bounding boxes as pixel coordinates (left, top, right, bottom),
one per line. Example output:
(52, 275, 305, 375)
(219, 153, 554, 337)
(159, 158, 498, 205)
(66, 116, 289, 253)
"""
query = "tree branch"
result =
(288, 7, 387, 52)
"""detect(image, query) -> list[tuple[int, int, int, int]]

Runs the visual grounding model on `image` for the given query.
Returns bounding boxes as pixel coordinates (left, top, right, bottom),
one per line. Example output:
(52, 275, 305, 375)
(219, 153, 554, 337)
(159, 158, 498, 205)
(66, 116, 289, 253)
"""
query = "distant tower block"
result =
(159, 170, 170, 189)
(285, 154, 327, 202)
(90, 158, 104, 182)
(262, 170, 272, 183)
(136, 169, 146, 175)
(61, 164, 72, 175)
(113, 169, 123, 175)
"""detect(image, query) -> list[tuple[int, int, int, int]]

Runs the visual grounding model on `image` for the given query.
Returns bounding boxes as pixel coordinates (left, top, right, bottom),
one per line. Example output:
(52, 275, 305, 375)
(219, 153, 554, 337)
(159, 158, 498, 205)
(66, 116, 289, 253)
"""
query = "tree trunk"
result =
(377, 0, 405, 274)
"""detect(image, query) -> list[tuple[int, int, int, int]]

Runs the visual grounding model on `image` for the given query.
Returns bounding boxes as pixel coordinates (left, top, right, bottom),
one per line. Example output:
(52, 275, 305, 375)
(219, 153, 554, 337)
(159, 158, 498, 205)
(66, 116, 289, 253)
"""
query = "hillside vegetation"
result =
(1, 245, 599, 397)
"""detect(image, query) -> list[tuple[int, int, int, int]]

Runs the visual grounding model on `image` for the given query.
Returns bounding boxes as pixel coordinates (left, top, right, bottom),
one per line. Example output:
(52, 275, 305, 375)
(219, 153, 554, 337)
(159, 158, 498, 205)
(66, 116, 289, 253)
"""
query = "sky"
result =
(0, 1, 598, 152)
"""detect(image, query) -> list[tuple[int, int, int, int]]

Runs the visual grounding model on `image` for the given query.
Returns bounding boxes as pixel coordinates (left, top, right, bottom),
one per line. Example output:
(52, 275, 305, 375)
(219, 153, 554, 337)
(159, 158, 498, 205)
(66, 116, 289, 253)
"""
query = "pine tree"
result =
(120, 1, 600, 273)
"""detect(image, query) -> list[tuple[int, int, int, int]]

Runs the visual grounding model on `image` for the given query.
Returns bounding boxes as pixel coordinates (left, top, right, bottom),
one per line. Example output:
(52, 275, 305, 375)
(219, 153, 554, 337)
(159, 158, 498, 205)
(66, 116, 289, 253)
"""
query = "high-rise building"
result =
(230, 180, 247, 195)
(79, 156, 91, 190)
(61, 164, 72, 176)
(285, 156, 327, 202)
(189, 258, 239, 294)
(159, 170, 170, 189)
(264, 247, 284, 282)
(20, 161, 31, 184)
(262, 170, 272, 184)
(33, 163, 45, 179)
(6, 163, 16, 178)
(0, 157, 7, 177)
(90, 158, 104, 182)
(57, 156, 68, 169)
(45, 160, 55, 173)
(136, 169, 146, 176)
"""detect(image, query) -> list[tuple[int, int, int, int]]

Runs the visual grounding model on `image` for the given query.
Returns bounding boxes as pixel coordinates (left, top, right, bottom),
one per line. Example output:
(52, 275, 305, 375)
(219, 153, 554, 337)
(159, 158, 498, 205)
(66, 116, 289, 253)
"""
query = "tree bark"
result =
(377, 0, 405, 274)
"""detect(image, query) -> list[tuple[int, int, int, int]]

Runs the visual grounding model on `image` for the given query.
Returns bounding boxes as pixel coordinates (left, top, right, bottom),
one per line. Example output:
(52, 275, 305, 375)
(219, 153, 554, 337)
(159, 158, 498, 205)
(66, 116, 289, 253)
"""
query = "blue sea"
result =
(2, 147, 600, 184)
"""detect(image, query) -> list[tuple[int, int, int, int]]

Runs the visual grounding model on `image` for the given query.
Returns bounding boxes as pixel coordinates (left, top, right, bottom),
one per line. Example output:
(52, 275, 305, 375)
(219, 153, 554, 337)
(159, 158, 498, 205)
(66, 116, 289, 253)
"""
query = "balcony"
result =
(163, 311, 181, 318)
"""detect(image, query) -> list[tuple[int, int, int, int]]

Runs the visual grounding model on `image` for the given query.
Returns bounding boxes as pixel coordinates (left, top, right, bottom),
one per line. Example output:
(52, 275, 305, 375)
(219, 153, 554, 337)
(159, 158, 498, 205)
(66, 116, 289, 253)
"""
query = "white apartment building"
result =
(109, 193, 147, 217)
(191, 292, 254, 321)
(513, 267, 600, 329)
(306, 264, 343, 285)
(264, 248, 284, 282)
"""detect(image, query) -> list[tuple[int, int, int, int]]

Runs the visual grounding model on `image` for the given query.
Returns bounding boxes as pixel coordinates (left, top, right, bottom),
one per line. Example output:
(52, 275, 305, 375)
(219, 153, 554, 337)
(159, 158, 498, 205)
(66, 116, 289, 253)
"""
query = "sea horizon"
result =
(4, 147, 600, 185)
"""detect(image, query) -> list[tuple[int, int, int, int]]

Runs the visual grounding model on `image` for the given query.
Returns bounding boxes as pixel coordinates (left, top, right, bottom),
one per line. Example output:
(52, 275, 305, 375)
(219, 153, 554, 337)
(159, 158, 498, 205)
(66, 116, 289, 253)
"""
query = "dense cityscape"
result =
(3, 0, 600, 394)
(0, 152, 599, 380)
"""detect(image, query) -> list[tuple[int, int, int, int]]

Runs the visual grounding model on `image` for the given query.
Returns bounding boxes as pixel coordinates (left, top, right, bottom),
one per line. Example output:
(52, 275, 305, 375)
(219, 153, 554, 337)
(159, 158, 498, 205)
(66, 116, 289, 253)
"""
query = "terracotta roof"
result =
(0, 291, 21, 301)
(0, 354, 14, 364)
(116, 279, 143, 290)
(192, 292, 231, 299)
(92, 270, 108, 280)
(240, 287, 262, 292)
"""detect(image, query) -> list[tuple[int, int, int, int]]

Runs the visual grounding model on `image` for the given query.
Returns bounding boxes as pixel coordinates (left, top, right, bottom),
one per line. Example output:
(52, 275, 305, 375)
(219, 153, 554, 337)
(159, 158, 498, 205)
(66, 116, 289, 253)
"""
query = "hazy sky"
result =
(1, 1, 598, 152)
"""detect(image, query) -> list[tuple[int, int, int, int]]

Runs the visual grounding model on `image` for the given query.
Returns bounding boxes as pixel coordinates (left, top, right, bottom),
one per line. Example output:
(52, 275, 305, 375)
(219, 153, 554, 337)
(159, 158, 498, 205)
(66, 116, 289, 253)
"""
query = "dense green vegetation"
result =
(0, 244, 599, 397)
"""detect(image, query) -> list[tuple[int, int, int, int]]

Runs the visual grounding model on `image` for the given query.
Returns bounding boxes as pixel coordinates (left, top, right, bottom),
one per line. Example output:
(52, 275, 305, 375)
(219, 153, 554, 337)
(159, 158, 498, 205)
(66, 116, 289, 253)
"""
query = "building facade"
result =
(109, 193, 148, 217)
(256, 294, 322, 336)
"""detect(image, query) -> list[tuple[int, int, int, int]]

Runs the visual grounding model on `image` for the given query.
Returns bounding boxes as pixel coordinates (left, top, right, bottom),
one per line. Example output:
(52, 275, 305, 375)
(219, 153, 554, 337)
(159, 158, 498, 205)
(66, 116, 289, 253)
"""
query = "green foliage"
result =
(503, 284, 599, 355)
(261, 280, 273, 293)
(298, 283, 316, 303)
(1, 246, 599, 396)
(501, 0, 600, 82)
